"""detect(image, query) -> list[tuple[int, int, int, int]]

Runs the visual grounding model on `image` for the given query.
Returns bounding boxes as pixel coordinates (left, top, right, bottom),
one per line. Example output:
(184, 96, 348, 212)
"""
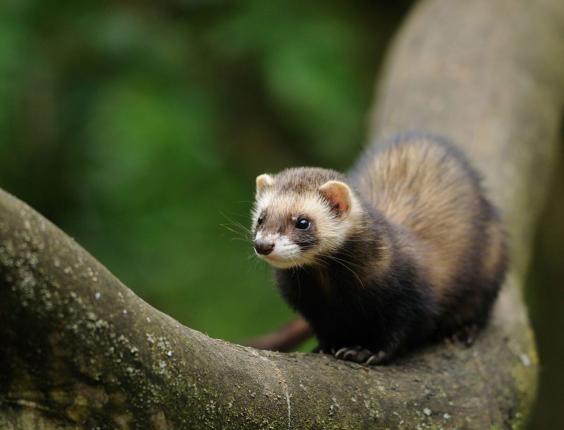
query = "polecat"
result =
(250, 134, 507, 365)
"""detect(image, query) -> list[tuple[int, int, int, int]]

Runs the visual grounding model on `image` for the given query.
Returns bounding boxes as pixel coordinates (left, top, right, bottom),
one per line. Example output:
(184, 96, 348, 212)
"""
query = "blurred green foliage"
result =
(0, 1, 561, 428)
(0, 0, 409, 340)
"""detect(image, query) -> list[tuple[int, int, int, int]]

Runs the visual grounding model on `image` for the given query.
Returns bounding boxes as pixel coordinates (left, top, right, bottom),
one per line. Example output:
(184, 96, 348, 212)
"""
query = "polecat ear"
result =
(319, 180, 352, 216)
(256, 174, 275, 194)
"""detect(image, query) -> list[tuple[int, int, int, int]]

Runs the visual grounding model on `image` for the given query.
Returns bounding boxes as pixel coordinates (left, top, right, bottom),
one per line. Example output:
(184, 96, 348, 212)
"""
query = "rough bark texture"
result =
(1, 0, 563, 428)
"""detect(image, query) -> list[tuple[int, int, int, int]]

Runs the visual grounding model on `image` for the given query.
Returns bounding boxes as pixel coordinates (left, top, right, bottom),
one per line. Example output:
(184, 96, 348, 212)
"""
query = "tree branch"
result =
(1, 0, 563, 428)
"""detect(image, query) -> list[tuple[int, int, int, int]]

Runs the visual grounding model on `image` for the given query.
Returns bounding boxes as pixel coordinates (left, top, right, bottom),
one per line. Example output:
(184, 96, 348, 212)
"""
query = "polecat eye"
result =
(257, 213, 265, 225)
(296, 217, 310, 230)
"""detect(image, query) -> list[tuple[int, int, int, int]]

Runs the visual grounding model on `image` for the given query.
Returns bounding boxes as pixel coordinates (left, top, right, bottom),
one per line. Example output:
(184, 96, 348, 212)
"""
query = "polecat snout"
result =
(250, 135, 507, 365)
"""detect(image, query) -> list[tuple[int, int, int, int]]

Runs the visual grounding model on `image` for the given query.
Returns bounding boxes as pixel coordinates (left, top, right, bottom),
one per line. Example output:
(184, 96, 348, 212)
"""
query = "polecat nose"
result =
(254, 239, 275, 255)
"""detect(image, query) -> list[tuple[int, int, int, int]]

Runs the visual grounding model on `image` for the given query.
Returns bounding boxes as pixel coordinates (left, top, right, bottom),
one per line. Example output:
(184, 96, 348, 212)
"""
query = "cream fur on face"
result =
(253, 231, 303, 269)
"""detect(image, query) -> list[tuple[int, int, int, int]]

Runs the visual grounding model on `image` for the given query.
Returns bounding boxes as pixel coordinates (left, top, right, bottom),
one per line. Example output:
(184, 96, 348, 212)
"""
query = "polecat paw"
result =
(332, 346, 387, 365)
(451, 324, 479, 347)
(365, 350, 388, 365)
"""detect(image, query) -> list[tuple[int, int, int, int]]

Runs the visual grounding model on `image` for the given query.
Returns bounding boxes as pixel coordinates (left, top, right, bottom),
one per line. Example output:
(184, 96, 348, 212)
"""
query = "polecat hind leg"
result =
(450, 324, 480, 347)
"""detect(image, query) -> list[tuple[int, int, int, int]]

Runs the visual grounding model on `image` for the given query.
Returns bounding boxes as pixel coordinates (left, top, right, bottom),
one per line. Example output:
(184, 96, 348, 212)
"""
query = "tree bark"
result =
(1, 0, 563, 428)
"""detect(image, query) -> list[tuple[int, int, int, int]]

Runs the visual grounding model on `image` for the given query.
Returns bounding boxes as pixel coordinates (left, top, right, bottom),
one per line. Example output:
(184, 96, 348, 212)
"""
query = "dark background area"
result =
(0, 1, 561, 428)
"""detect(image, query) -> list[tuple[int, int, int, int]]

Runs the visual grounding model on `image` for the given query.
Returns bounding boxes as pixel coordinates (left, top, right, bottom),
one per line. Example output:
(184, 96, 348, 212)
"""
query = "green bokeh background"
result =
(0, 1, 561, 428)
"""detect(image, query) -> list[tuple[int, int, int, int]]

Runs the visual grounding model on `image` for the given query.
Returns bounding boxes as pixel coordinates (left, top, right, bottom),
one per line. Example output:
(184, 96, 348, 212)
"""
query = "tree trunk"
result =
(1, 0, 563, 428)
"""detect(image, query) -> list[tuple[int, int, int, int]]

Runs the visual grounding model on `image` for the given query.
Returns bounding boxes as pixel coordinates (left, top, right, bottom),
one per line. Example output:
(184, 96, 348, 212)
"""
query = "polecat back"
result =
(351, 137, 507, 333)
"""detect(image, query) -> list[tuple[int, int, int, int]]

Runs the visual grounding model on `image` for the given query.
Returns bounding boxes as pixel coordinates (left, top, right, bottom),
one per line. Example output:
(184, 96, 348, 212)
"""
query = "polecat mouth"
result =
(257, 252, 302, 269)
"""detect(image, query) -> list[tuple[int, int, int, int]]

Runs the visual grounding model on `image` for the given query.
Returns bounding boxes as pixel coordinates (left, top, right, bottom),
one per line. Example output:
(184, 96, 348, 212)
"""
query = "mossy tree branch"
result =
(1, 0, 563, 428)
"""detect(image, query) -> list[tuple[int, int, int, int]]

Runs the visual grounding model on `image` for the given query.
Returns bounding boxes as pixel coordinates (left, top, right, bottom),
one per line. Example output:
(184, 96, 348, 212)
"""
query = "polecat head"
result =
(251, 167, 362, 269)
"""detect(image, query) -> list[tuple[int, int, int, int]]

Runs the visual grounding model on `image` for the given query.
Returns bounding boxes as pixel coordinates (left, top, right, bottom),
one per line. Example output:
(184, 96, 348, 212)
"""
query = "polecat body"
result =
(250, 134, 506, 364)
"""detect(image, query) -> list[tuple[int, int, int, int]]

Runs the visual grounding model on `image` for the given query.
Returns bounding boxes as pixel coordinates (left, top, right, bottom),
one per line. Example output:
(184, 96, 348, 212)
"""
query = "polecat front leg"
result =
(332, 344, 400, 365)
(332, 329, 407, 365)
(332, 347, 384, 365)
